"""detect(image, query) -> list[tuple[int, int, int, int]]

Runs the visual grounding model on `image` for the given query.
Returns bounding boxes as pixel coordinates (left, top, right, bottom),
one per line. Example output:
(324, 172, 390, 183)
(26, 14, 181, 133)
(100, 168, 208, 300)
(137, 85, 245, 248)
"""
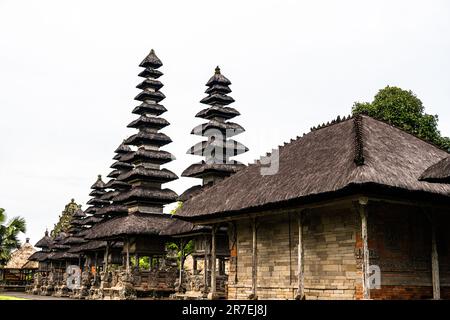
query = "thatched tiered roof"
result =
(5, 239, 38, 269)
(176, 115, 450, 220)
(111, 49, 178, 213)
(85, 212, 173, 240)
(97, 142, 134, 218)
(83, 50, 179, 241)
(182, 66, 248, 182)
(35, 230, 53, 250)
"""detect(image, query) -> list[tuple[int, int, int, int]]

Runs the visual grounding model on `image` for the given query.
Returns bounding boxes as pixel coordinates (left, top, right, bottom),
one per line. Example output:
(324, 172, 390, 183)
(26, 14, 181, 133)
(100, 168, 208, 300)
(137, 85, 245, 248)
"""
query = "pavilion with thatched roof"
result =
(176, 114, 450, 300)
(0, 238, 38, 291)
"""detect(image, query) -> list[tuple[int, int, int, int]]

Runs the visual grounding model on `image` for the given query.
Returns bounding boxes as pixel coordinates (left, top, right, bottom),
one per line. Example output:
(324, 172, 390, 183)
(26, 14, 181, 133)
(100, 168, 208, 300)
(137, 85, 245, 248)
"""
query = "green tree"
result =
(0, 208, 27, 265)
(352, 86, 450, 150)
(51, 199, 80, 237)
(166, 201, 194, 268)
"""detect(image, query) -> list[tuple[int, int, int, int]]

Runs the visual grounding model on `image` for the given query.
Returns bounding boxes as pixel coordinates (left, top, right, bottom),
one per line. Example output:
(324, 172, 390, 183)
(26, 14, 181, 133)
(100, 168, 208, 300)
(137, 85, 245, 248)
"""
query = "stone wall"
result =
(227, 201, 449, 300)
(228, 206, 361, 300)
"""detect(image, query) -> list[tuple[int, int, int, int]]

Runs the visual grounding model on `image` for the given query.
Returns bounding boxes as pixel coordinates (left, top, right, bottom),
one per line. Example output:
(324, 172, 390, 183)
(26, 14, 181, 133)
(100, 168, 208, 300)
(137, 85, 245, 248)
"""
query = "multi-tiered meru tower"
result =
(114, 49, 178, 213)
(86, 50, 178, 273)
(182, 66, 248, 189)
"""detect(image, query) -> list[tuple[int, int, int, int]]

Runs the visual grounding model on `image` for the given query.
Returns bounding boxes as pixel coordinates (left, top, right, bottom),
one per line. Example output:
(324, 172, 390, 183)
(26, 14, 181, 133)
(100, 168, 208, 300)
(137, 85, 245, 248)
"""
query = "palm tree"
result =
(0, 208, 26, 265)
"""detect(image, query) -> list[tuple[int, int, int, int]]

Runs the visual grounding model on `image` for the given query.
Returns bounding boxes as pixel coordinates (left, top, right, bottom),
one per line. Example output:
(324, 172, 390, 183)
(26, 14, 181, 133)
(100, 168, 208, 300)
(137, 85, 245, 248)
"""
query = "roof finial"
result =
(150, 48, 155, 54)
(71, 198, 75, 203)
(97, 174, 102, 179)
(215, 66, 221, 74)
(45, 228, 49, 236)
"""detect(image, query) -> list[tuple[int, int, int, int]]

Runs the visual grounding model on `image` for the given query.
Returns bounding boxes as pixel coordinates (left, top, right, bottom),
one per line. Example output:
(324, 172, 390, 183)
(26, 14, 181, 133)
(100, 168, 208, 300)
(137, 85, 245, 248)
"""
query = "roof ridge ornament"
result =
(353, 114, 365, 166)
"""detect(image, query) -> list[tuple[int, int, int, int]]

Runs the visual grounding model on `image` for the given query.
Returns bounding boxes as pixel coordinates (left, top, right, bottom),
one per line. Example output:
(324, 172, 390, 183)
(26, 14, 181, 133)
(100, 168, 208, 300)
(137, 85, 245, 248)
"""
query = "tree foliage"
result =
(166, 240, 195, 267)
(352, 86, 450, 150)
(0, 208, 27, 265)
(50, 199, 80, 237)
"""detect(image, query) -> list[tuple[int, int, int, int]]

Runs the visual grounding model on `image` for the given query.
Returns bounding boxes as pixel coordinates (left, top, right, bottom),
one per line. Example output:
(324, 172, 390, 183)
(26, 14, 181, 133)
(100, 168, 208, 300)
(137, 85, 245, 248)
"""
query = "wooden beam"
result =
(296, 210, 305, 300)
(209, 225, 217, 299)
(250, 217, 258, 300)
(358, 197, 370, 300)
(430, 214, 441, 300)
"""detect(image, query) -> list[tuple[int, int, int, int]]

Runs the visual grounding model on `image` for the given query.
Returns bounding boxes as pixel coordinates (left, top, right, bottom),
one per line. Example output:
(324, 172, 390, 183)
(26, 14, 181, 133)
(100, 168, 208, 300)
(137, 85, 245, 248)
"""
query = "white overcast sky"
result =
(1, 0, 449, 245)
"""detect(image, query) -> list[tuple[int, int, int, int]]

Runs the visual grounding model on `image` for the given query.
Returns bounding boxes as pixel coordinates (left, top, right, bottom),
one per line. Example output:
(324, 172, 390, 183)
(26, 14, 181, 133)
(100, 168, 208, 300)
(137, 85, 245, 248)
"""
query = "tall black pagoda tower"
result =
(114, 49, 178, 213)
(182, 66, 248, 188)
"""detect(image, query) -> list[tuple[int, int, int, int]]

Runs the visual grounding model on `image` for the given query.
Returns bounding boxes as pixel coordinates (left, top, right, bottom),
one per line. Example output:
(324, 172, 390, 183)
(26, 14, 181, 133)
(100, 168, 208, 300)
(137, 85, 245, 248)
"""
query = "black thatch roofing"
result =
(60, 236, 86, 245)
(138, 68, 163, 79)
(47, 251, 79, 261)
(419, 156, 450, 183)
(104, 179, 131, 190)
(117, 166, 178, 183)
(86, 198, 110, 206)
(127, 115, 169, 130)
(206, 66, 231, 86)
(134, 90, 166, 103)
(136, 78, 164, 91)
(191, 120, 245, 137)
(177, 115, 450, 219)
(113, 188, 178, 204)
(160, 218, 208, 236)
(187, 139, 248, 157)
(35, 231, 53, 249)
(68, 240, 123, 253)
(94, 204, 128, 217)
(115, 141, 132, 154)
(124, 131, 172, 147)
(91, 175, 106, 190)
(195, 106, 240, 120)
(119, 148, 174, 165)
(85, 213, 173, 240)
(139, 49, 163, 69)
(70, 218, 85, 226)
(178, 185, 205, 202)
(81, 215, 103, 225)
(107, 169, 121, 178)
(200, 93, 235, 106)
(132, 103, 167, 116)
(110, 161, 133, 170)
(100, 190, 120, 201)
(89, 189, 106, 197)
(28, 251, 50, 262)
(73, 208, 86, 218)
(182, 161, 245, 178)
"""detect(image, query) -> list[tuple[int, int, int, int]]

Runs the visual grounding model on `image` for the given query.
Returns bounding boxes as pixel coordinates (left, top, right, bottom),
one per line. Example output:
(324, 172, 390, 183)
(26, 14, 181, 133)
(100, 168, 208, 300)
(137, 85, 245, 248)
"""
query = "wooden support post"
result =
(178, 239, 185, 292)
(430, 214, 441, 300)
(203, 235, 209, 291)
(135, 254, 139, 271)
(209, 225, 217, 299)
(193, 257, 198, 275)
(358, 197, 370, 300)
(250, 217, 258, 300)
(104, 242, 109, 272)
(126, 238, 130, 273)
(296, 210, 305, 300)
(94, 252, 98, 270)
